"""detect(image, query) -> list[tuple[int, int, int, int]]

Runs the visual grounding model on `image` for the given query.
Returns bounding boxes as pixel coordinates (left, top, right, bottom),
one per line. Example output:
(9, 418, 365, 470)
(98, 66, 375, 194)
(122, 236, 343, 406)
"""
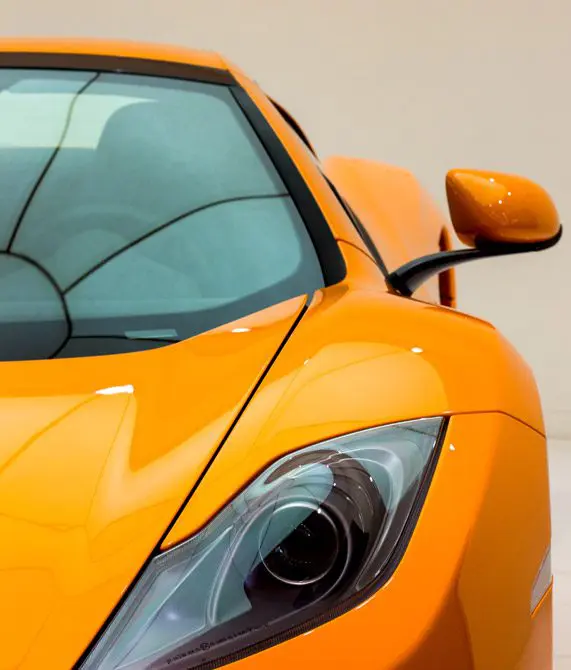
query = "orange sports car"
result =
(0, 39, 561, 670)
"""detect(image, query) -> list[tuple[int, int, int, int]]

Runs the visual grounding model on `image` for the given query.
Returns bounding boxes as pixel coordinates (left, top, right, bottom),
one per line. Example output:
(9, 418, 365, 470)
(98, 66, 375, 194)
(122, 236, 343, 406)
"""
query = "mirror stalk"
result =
(386, 226, 563, 298)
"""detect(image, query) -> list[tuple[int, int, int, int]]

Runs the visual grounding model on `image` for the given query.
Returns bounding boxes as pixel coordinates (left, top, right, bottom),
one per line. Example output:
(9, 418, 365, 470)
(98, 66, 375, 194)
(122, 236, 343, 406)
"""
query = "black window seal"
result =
(324, 176, 388, 276)
(0, 50, 346, 288)
(232, 86, 346, 286)
(0, 52, 235, 85)
(263, 96, 387, 280)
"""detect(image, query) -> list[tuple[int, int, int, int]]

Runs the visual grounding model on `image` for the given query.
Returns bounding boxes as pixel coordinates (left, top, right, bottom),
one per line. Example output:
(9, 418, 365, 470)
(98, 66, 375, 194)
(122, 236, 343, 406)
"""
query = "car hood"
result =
(163, 279, 545, 549)
(0, 295, 306, 670)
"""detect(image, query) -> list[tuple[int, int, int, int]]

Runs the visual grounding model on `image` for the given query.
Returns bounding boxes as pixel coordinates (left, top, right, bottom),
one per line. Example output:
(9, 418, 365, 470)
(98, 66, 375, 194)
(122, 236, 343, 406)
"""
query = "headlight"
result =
(82, 417, 445, 670)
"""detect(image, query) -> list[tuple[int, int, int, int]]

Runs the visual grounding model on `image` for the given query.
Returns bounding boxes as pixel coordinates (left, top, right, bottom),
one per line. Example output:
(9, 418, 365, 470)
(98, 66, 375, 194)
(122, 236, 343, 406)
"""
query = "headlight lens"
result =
(82, 417, 444, 670)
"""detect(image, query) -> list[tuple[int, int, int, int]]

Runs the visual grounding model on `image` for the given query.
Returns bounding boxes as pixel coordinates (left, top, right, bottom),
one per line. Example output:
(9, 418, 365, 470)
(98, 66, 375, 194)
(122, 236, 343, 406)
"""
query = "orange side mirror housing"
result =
(446, 169, 560, 247)
(387, 169, 562, 298)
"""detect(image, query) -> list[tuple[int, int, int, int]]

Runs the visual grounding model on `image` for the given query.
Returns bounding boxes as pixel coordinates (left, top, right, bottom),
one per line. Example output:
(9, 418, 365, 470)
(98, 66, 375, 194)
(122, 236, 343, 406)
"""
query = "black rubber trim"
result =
(72, 296, 311, 669)
(387, 226, 563, 297)
(0, 52, 235, 85)
(231, 87, 346, 287)
(324, 176, 389, 277)
(344, 205, 389, 276)
(267, 99, 376, 282)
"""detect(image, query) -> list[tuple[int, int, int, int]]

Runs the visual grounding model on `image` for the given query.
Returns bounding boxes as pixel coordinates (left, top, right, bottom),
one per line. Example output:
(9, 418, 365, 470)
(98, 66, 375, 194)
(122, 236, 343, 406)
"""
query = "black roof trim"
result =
(0, 52, 235, 85)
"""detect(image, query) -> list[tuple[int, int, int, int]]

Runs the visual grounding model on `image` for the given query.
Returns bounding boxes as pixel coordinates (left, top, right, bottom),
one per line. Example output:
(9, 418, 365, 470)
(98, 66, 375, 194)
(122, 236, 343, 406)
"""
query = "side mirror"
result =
(387, 169, 563, 297)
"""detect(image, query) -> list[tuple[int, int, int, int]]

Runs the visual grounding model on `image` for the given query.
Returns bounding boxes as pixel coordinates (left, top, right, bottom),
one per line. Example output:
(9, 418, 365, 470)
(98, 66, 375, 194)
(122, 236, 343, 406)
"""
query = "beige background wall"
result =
(2, 0, 569, 438)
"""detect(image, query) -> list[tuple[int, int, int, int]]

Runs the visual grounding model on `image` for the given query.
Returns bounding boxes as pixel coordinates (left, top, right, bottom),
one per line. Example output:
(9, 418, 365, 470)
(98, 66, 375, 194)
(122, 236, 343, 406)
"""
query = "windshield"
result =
(0, 68, 324, 360)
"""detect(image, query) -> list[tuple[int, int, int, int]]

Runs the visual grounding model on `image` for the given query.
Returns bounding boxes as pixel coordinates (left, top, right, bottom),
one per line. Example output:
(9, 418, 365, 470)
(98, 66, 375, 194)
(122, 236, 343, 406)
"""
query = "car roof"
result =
(0, 38, 228, 72)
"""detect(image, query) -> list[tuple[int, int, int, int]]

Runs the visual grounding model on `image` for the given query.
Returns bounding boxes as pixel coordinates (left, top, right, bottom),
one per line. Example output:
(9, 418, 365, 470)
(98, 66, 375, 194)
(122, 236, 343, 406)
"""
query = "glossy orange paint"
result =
(324, 156, 454, 304)
(0, 38, 555, 669)
(446, 169, 561, 246)
(168, 413, 551, 670)
(438, 224, 458, 308)
(517, 589, 553, 670)
(165, 244, 545, 547)
(0, 295, 306, 669)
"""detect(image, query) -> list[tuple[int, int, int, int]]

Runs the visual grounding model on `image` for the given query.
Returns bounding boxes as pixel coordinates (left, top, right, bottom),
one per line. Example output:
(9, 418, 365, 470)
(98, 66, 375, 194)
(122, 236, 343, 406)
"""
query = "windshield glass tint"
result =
(0, 69, 323, 360)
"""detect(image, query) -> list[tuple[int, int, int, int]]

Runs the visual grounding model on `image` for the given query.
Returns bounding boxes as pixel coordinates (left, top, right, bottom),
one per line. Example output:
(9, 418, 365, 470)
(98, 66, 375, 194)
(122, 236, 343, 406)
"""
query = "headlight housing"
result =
(82, 417, 445, 670)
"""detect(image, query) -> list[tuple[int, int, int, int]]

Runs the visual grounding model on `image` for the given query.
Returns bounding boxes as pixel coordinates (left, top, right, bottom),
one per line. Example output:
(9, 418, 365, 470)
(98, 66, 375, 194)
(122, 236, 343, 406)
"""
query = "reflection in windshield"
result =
(0, 69, 324, 360)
